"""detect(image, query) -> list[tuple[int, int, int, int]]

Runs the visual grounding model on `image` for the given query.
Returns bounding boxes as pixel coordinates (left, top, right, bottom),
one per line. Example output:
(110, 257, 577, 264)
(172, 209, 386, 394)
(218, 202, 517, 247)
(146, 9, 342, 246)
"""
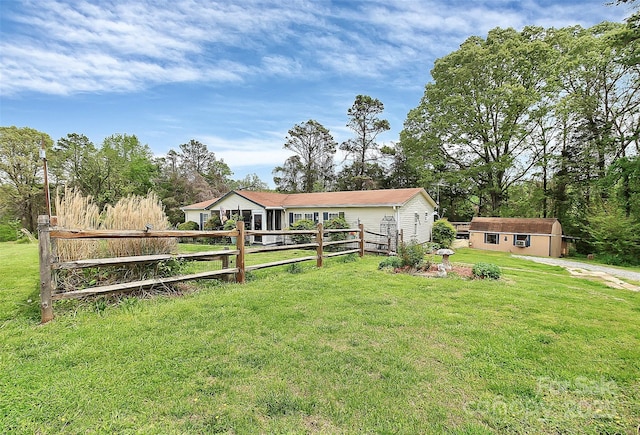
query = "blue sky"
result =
(0, 0, 631, 187)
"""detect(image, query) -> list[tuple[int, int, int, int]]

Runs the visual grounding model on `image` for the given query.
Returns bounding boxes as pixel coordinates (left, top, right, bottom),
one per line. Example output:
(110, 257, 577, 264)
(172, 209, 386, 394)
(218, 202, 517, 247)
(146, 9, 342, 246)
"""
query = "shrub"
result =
(177, 221, 199, 231)
(398, 239, 426, 268)
(472, 263, 502, 279)
(587, 203, 640, 266)
(288, 219, 315, 244)
(324, 216, 350, 251)
(0, 219, 19, 242)
(325, 217, 349, 240)
(432, 219, 456, 249)
(203, 214, 222, 230)
(378, 256, 402, 270)
(223, 214, 243, 231)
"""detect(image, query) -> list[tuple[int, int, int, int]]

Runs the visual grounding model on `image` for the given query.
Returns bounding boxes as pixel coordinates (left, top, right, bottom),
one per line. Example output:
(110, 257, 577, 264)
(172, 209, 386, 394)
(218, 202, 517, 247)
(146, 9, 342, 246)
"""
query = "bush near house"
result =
(223, 214, 243, 231)
(203, 215, 222, 230)
(288, 219, 315, 244)
(324, 216, 349, 251)
(397, 239, 427, 268)
(432, 218, 457, 248)
(178, 221, 199, 231)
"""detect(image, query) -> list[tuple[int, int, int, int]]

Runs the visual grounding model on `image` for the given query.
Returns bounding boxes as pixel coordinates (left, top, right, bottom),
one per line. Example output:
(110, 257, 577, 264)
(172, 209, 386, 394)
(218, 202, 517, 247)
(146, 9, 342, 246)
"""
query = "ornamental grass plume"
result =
(102, 192, 176, 257)
(54, 188, 101, 261)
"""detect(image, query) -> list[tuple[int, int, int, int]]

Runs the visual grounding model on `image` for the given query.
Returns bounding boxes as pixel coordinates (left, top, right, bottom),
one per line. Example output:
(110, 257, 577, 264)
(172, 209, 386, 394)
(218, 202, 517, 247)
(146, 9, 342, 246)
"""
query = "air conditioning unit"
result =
(515, 240, 527, 247)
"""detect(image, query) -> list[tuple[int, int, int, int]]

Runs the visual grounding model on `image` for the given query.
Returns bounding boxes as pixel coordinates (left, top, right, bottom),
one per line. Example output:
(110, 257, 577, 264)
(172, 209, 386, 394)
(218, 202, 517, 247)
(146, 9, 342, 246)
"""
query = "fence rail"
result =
(37, 216, 377, 323)
(363, 229, 400, 254)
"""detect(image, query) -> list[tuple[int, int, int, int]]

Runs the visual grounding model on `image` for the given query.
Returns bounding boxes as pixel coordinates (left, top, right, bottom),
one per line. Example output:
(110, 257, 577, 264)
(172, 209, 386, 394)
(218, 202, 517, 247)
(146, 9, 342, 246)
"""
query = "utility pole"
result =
(40, 137, 52, 218)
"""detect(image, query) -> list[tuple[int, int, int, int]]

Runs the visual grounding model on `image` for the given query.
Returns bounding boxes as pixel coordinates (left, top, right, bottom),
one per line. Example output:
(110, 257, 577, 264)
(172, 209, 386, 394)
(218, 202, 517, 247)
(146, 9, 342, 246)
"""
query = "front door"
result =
(253, 212, 263, 243)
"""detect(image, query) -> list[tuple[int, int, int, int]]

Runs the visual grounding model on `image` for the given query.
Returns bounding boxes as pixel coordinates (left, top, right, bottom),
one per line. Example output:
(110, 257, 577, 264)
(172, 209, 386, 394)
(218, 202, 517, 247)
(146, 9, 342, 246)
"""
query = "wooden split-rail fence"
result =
(38, 215, 396, 323)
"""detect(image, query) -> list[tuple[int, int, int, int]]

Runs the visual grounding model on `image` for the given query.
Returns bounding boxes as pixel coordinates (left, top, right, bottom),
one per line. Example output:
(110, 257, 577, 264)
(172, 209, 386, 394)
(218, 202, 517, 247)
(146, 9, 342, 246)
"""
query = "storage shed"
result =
(468, 217, 565, 257)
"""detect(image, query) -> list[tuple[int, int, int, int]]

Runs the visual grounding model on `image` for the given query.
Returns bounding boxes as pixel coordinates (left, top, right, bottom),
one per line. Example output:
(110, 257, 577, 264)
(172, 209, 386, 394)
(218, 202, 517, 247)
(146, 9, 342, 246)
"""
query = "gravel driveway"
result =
(512, 255, 640, 282)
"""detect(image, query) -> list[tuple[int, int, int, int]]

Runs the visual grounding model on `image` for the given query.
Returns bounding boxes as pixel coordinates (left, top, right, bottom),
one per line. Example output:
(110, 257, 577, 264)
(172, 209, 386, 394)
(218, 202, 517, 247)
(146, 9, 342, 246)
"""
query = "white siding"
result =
(285, 206, 394, 231)
(398, 194, 434, 244)
(184, 210, 210, 228)
(216, 196, 263, 214)
(285, 193, 434, 244)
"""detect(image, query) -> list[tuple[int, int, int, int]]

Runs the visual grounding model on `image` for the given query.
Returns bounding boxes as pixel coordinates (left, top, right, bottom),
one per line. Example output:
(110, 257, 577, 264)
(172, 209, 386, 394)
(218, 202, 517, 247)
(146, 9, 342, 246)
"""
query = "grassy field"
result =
(1, 242, 639, 434)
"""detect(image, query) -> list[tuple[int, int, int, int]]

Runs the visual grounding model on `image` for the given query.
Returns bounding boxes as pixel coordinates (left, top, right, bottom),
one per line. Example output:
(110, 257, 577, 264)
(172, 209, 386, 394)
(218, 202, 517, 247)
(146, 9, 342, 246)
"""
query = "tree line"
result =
(1, 13, 638, 263)
(0, 129, 267, 232)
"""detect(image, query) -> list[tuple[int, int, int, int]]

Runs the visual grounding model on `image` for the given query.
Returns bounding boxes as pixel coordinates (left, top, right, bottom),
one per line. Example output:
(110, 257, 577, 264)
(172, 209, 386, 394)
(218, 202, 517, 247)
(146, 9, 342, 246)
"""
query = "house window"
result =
(322, 211, 344, 221)
(267, 210, 282, 230)
(485, 233, 499, 244)
(514, 234, 531, 247)
(304, 213, 314, 221)
(199, 213, 209, 230)
(293, 213, 303, 222)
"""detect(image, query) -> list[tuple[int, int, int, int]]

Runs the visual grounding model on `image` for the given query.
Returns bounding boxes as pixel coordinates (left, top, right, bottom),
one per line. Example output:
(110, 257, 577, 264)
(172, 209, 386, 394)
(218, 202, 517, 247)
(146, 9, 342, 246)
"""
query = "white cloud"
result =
(261, 55, 303, 76)
(196, 134, 291, 169)
(0, 0, 629, 97)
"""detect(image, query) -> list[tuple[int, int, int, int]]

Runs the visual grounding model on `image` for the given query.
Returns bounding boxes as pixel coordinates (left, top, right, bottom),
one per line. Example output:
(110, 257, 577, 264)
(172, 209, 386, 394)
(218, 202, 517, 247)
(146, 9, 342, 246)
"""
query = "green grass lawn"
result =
(1, 242, 639, 434)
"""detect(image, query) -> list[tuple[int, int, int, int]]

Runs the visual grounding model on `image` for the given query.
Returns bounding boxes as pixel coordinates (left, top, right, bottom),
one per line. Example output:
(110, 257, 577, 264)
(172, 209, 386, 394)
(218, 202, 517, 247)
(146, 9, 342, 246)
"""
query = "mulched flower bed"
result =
(395, 263, 474, 279)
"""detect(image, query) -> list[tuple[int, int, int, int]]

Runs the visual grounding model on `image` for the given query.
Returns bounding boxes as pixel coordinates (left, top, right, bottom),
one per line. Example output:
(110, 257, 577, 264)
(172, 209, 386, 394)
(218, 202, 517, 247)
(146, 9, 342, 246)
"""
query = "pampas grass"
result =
(53, 191, 178, 294)
(102, 191, 176, 257)
(54, 188, 101, 262)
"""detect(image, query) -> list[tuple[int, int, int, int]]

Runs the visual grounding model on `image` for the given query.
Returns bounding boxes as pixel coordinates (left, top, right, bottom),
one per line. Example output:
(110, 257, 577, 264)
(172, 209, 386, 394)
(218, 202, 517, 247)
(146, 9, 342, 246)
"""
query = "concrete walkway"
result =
(512, 255, 640, 291)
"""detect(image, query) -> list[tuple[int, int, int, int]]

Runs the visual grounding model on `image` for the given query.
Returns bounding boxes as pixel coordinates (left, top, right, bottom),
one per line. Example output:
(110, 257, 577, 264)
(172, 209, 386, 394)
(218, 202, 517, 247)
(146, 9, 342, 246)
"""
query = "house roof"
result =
(181, 188, 435, 210)
(469, 217, 560, 234)
(181, 198, 220, 210)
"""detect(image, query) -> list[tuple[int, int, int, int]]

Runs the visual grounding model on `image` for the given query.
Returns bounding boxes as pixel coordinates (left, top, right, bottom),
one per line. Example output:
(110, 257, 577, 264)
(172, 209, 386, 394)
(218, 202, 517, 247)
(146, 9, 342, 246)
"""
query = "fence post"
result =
(316, 223, 323, 268)
(236, 221, 245, 284)
(38, 215, 54, 323)
(358, 223, 364, 257)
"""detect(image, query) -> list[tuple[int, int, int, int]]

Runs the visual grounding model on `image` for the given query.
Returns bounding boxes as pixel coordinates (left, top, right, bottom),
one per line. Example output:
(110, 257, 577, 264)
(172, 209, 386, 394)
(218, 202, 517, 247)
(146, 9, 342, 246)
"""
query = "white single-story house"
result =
(181, 188, 437, 246)
(468, 217, 566, 257)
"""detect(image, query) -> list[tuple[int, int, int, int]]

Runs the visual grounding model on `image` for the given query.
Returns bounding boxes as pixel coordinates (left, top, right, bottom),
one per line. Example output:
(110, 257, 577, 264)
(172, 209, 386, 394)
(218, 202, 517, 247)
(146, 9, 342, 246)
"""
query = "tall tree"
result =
(176, 139, 232, 198)
(400, 27, 556, 215)
(157, 139, 233, 224)
(0, 126, 53, 231)
(273, 156, 304, 193)
(274, 120, 336, 192)
(338, 95, 390, 190)
(230, 173, 269, 191)
(99, 133, 157, 206)
(379, 143, 421, 189)
(553, 23, 640, 233)
(52, 133, 102, 194)
(179, 139, 217, 175)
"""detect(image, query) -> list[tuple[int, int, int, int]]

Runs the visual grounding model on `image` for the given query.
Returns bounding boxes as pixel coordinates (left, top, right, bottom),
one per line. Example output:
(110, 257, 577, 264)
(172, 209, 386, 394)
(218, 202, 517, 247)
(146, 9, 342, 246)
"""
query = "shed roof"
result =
(469, 217, 560, 234)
